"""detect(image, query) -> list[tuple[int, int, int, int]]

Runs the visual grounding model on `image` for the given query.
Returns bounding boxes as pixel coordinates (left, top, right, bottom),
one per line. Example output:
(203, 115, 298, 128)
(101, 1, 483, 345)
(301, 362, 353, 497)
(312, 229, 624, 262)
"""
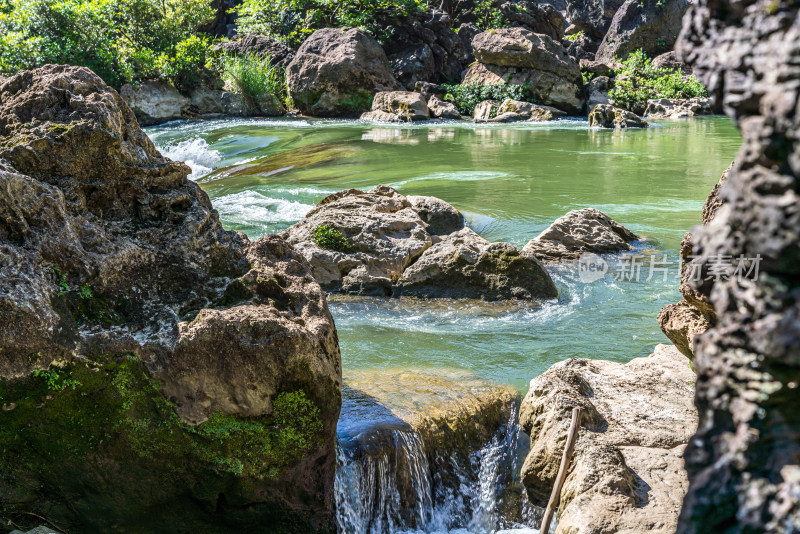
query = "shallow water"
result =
(148, 116, 740, 392)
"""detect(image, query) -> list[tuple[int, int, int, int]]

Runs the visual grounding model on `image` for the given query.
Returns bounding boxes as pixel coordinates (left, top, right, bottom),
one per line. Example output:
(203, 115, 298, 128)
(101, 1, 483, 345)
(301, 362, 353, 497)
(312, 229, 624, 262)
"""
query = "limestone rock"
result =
(651, 51, 693, 74)
(467, 28, 585, 113)
(579, 58, 624, 76)
(588, 104, 649, 128)
(500, 0, 568, 40)
(523, 208, 638, 261)
(119, 80, 189, 125)
(361, 91, 429, 122)
(586, 76, 612, 108)
(287, 27, 401, 116)
(407, 194, 465, 235)
(520, 344, 697, 534)
(0, 65, 341, 532)
(473, 99, 501, 120)
(566, 0, 626, 39)
(217, 34, 295, 67)
(644, 97, 712, 119)
(657, 301, 711, 358)
(427, 95, 461, 119)
(595, 0, 691, 62)
(475, 99, 568, 123)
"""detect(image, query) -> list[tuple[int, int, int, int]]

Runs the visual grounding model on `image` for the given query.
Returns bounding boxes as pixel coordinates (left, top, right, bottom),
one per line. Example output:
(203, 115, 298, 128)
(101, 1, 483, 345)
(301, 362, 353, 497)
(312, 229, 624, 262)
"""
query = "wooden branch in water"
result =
(540, 407, 582, 534)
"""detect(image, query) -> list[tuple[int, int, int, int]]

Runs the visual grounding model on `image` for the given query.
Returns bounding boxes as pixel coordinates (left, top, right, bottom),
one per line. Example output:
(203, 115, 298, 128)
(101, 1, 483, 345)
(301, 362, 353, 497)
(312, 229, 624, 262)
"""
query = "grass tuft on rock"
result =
(310, 224, 353, 252)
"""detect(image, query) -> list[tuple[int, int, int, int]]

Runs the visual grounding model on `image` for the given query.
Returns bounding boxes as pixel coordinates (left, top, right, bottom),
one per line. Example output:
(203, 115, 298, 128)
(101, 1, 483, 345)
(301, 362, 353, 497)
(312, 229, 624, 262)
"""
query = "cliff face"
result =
(676, 3, 800, 532)
(0, 65, 341, 533)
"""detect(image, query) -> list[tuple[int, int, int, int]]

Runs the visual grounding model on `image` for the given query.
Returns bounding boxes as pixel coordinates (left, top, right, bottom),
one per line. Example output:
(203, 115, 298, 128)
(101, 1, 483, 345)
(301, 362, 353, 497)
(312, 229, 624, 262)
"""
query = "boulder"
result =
(673, 0, 800, 527)
(473, 99, 501, 120)
(361, 91, 429, 122)
(500, 0, 568, 40)
(287, 27, 401, 116)
(578, 58, 623, 76)
(119, 80, 189, 125)
(651, 50, 692, 74)
(520, 344, 697, 534)
(588, 103, 649, 128)
(281, 186, 557, 300)
(390, 43, 437, 88)
(0, 65, 341, 532)
(398, 227, 558, 300)
(467, 28, 585, 113)
(476, 99, 567, 123)
(427, 95, 461, 119)
(586, 75, 612, 108)
(595, 0, 691, 62)
(523, 208, 638, 261)
(456, 23, 481, 64)
(657, 301, 710, 358)
(217, 34, 296, 67)
(565, 0, 626, 39)
(643, 97, 712, 119)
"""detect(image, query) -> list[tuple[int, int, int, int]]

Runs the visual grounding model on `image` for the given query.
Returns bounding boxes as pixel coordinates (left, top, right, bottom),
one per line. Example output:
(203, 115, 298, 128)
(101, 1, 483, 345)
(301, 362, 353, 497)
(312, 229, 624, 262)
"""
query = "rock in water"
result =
(520, 344, 697, 534)
(361, 91, 430, 122)
(281, 186, 558, 300)
(287, 27, 401, 116)
(588, 104, 649, 128)
(523, 208, 638, 261)
(644, 97, 712, 119)
(0, 65, 341, 533)
(427, 95, 461, 119)
(119, 80, 190, 125)
(674, 0, 800, 529)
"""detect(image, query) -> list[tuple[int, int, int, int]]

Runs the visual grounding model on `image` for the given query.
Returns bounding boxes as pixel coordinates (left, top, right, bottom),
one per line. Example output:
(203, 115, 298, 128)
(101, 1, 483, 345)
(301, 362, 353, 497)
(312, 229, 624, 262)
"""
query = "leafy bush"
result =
(565, 30, 585, 41)
(220, 53, 287, 107)
(609, 49, 709, 111)
(310, 225, 353, 252)
(440, 82, 537, 115)
(0, 0, 215, 90)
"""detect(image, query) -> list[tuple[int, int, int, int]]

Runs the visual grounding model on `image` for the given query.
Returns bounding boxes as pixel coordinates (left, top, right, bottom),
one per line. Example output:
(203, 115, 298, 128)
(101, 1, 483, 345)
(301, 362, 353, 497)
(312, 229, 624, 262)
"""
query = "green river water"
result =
(147, 117, 740, 393)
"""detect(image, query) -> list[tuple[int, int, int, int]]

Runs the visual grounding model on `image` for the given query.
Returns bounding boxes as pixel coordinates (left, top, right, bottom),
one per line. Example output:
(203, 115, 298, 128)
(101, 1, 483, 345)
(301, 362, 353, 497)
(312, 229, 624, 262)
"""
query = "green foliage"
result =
(440, 82, 537, 115)
(310, 225, 353, 253)
(49, 264, 69, 296)
(609, 49, 709, 110)
(470, 0, 507, 30)
(0, 0, 215, 90)
(234, 0, 428, 47)
(33, 369, 82, 392)
(220, 52, 287, 107)
(565, 30, 585, 41)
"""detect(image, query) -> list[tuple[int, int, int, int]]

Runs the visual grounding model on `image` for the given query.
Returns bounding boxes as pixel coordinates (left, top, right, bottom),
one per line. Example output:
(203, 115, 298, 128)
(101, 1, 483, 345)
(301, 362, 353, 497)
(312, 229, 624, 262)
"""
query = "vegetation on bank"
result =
(220, 52, 289, 108)
(441, 82, 538, 115)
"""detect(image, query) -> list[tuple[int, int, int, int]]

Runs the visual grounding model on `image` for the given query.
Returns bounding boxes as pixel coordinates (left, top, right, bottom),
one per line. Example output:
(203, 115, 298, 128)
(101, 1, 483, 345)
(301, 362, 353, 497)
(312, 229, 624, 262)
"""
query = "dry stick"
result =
(539, 407, 582, 534)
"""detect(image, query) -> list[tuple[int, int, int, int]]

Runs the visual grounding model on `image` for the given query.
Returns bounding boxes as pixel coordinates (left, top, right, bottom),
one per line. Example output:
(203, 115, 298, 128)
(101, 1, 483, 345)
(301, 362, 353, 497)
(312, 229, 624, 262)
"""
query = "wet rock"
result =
(500, 0, 568, 40)
(523, 207, 638, 261)
(361, 91, 430, 122)
(467, 28, 585, 114)
(520, 344, 697, 534)
(119, 80, 190, 125)
(0, 65, 341, 532)
(595, 0, 691, 62)
(427, 95, 461, 119)
(217, 34, 296, 67)
(473, 99, 501, 120)
(588, 103, 648, 128)
(398, 227, 558, 300)
(287, 27, 401, 116)
(643, 97, 712, 119)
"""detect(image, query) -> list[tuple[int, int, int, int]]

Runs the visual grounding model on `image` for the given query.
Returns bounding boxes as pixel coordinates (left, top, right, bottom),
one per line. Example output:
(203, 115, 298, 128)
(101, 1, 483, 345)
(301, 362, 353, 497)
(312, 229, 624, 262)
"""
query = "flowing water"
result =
(147, 116, 741, 533)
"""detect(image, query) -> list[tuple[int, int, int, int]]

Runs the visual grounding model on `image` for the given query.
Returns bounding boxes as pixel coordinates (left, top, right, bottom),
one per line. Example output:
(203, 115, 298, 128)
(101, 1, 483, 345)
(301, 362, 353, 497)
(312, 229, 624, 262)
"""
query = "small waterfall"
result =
(335, 407, 537, 534)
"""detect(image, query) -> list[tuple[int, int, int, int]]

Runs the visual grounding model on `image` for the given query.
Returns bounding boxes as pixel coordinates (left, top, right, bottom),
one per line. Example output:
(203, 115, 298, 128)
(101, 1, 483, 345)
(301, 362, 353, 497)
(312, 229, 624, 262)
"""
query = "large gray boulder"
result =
(119, 80, 189, 125)
(217, 34, 295, 67)
(520, 344, 697, 534)
(500, 0, 568, 40)
(595, 0, 691, 62)
(564, 0, 626, 39)
(466, 28, 585, 114)
(523, 208, 638, 261)
(287, 27, 401, 116)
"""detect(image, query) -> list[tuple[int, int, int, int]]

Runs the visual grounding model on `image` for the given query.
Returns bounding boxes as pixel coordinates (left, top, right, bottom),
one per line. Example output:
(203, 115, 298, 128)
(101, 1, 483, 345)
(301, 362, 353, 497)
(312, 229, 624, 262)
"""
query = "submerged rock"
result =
(644, 97, 712, 119)
(523, 208, 638, 261)
(361, 90, 429, 122)
(280, 186, 558, 300)
(588, 104, 648, 128)
(520, 344, 697, 534)
(287, 27, 401, 116)
(0, 65, 341, 533)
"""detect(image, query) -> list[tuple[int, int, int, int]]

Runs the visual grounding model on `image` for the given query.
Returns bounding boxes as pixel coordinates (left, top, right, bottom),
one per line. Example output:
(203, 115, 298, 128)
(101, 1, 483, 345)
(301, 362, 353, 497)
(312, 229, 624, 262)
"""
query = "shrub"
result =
(608, 49, 709, 111)
(220, 53, 288, 108)
(310, 225, 353, 252)
(440, 82, 537, 115)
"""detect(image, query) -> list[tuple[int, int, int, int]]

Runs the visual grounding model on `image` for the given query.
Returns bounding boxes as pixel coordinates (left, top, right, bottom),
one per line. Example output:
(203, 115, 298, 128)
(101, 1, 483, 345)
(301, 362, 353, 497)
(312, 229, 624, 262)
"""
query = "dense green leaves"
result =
(440, 82, 537, 115)
(220, 53, 289, 108)
(311, 225, 353, 252)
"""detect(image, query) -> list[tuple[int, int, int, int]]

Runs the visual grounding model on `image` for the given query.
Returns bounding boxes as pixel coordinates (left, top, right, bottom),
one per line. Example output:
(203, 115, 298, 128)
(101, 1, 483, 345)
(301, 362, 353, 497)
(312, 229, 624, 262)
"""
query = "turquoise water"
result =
(147, 117, 740, 392)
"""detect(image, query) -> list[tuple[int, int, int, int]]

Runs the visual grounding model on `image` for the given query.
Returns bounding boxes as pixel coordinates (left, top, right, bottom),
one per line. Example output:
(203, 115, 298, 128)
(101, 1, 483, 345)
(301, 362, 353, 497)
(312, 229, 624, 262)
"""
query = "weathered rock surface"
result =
(360, 91, 429, 122)
(500, 0, 568, 40)
(651, 50, 693, 74)
(586, 75, 612, 108)
(281, 186, 557, 300)
(0, 65, 341, 533)
(287, 28, 401, 116)
(217, 34, 296, 67)
(427, 95, 461, 119)
(520, 344, 697, 534)
(644, 97, 712, 119)
(674, 0, 800, 528)
(466, 28, 585, 113)
(524, 208, 638, 262)
(595, 0, 691, 62)
(119, 80, 190, 125)
(476, 99, 567, 123)
(565, 0, 626, 39)
(473, 99, 501, 120)
(588, 103, 649, 128)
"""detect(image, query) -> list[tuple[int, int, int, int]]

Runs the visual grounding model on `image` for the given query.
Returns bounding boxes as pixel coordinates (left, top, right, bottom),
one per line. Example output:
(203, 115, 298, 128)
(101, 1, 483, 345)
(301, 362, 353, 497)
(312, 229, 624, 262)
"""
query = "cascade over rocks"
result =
(520, 344, 697, 534)
(595, 0, 691, 62)
(523, 208, 638, 261)
(673, 0, 800, 528)
(286, 28, 401, 116)
(280, 186, 558, 300)
(0, 65, 341, 533)
(466, 28, 585, 114)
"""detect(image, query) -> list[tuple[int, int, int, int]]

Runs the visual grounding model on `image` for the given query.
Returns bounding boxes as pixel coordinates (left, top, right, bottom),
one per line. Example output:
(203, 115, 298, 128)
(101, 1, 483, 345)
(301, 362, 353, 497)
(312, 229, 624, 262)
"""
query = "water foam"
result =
(213, 190, 314, 230)
(157, 138, 221, 180)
